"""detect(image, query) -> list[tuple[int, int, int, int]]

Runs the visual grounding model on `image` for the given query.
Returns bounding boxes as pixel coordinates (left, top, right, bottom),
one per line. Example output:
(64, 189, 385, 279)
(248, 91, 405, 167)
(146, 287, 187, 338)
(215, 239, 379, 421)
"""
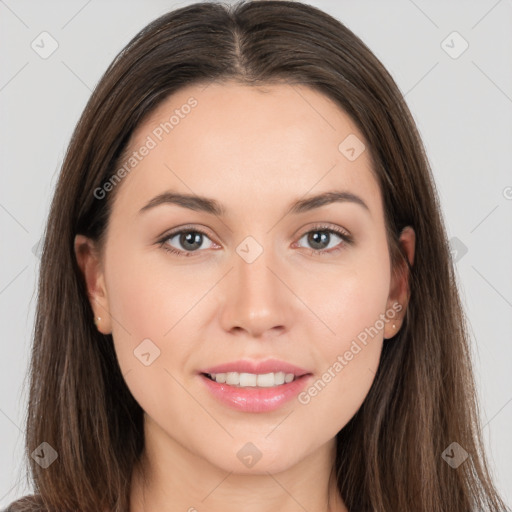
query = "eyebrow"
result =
(138, 190, 370, 217)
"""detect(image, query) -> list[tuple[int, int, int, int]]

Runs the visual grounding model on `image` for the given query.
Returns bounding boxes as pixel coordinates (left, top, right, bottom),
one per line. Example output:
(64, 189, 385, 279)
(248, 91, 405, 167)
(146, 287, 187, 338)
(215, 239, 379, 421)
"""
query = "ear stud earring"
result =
(94, 316, 102, 326)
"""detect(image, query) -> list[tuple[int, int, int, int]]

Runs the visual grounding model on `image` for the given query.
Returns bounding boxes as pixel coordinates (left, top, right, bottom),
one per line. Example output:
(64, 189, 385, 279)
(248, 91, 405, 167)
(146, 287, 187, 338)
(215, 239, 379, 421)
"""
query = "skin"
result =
(75, 81, 415, 512)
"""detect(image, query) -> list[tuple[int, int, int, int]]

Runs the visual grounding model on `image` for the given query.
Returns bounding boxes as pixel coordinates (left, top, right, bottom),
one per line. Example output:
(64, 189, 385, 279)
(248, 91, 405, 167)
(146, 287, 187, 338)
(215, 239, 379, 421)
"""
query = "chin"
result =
(209, 441, 302, 476)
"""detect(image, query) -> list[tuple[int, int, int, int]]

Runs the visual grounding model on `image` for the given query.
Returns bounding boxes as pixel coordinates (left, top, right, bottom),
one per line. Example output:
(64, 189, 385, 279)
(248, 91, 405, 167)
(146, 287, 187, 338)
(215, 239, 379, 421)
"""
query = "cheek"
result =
(103, 244, 207, 375)
(105, 244, 209, 333)
(102, 247, 208, 420)
(297, 250, 390, 425)
(304, 249, 391, 351)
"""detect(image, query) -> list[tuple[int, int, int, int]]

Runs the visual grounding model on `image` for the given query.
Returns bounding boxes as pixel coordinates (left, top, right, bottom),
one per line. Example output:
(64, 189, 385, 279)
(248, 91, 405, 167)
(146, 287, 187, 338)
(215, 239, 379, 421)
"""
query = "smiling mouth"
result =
(202, 371, 305, 387)
(199, 370, 313, 413)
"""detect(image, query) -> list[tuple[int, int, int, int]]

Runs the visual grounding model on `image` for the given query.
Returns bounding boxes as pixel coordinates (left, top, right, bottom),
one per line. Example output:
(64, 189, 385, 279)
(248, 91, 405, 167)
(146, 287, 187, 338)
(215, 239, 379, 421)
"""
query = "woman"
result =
(4, 1, 509, 511)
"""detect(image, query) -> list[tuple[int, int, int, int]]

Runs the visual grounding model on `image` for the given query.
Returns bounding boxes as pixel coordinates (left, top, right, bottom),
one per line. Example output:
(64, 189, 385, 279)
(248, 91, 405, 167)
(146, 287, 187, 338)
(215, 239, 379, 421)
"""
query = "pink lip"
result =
(199, 373, 313, 413)
(197, 358, 313, 413)
(199, 358, 311, 377)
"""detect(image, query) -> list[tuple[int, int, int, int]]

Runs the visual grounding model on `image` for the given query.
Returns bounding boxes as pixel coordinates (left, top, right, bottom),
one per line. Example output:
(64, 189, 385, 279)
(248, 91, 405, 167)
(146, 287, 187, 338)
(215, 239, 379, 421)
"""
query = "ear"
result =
(74, 234, 112, 334)
(383, 226, 415, 340)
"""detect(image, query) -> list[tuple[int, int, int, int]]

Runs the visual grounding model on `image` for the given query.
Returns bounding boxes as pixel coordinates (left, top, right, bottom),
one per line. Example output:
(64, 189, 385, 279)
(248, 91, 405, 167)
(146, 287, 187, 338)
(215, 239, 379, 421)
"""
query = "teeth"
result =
(207, 371, 297, 387)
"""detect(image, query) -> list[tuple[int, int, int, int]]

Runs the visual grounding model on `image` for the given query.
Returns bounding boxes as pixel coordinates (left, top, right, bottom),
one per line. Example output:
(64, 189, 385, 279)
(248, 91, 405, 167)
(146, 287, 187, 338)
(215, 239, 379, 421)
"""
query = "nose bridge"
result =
(219, 232, 293, 336)
(235, 233, 280, 306)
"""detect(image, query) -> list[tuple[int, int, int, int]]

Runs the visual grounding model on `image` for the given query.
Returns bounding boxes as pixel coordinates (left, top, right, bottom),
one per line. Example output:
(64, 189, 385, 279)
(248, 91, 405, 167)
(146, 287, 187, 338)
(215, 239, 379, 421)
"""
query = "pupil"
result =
(181, 232, 202, 251)
(308, 231, 329, 250)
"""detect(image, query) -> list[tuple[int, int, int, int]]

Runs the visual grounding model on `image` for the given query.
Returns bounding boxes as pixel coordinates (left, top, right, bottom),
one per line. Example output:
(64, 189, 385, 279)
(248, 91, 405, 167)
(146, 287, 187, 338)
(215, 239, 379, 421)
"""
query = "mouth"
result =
(199, 371, 313, 413)
(197, 358, 313, 412)
(201, 371, 306, 388)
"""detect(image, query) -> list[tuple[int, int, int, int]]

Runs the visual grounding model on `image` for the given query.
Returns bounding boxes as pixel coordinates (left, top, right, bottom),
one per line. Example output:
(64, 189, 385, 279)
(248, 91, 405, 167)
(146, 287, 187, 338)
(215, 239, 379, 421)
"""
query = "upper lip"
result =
(200, 358, 311, 377)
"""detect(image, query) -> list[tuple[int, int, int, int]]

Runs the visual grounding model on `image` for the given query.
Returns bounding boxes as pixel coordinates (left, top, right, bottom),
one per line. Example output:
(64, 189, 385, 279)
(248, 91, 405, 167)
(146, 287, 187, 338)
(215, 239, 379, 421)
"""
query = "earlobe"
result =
(74, 234, 112, 334)
(384, 226, 416, 340)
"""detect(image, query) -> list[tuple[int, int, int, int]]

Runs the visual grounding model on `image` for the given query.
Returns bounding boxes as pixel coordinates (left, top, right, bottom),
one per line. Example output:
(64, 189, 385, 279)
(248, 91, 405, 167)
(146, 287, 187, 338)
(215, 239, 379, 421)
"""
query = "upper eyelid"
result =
(161, 223, 350, 240)
(159, 224, 217, 243)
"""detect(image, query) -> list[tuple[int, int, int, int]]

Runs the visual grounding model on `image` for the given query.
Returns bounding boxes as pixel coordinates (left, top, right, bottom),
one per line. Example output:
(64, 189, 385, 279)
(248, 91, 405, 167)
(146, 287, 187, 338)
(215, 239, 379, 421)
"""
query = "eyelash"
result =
(157, 224, 353, 258)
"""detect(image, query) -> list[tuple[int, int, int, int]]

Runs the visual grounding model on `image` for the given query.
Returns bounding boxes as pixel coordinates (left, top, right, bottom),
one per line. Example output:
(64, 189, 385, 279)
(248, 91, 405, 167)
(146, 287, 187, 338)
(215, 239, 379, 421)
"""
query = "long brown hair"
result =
(6, 1, 508, 511)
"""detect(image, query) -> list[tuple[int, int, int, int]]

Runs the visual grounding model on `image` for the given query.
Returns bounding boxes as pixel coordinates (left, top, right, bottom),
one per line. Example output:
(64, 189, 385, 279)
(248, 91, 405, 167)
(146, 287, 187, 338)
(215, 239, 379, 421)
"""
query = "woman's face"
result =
(77, 81, 414, 475)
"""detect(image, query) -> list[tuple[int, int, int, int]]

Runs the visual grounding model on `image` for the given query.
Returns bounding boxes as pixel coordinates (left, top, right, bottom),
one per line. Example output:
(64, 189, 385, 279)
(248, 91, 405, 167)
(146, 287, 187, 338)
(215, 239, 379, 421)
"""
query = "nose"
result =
(219, 242, 296, 339)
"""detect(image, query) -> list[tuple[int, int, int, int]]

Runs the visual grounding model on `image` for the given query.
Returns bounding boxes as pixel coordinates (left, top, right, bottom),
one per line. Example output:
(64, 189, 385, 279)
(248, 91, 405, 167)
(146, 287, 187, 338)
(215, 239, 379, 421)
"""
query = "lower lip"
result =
(199, 373, 312, 413)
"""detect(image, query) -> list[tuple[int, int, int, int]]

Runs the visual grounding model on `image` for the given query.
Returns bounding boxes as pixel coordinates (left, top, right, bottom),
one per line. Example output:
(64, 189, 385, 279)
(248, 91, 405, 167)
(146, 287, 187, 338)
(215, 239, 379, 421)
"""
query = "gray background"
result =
(1, 0, 511, 506)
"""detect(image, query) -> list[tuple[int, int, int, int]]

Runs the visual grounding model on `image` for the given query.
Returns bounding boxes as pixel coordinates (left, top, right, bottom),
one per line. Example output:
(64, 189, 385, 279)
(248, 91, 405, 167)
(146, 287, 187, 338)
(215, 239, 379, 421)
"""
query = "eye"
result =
(158, 227, 217, 257)
(294, 224, 352, 255)
(158, 223, 352, 258)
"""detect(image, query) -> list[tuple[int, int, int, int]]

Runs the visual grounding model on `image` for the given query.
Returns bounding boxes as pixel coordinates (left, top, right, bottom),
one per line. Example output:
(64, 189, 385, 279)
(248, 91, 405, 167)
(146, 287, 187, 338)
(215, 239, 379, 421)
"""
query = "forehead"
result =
(113, 81, 382, 220)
